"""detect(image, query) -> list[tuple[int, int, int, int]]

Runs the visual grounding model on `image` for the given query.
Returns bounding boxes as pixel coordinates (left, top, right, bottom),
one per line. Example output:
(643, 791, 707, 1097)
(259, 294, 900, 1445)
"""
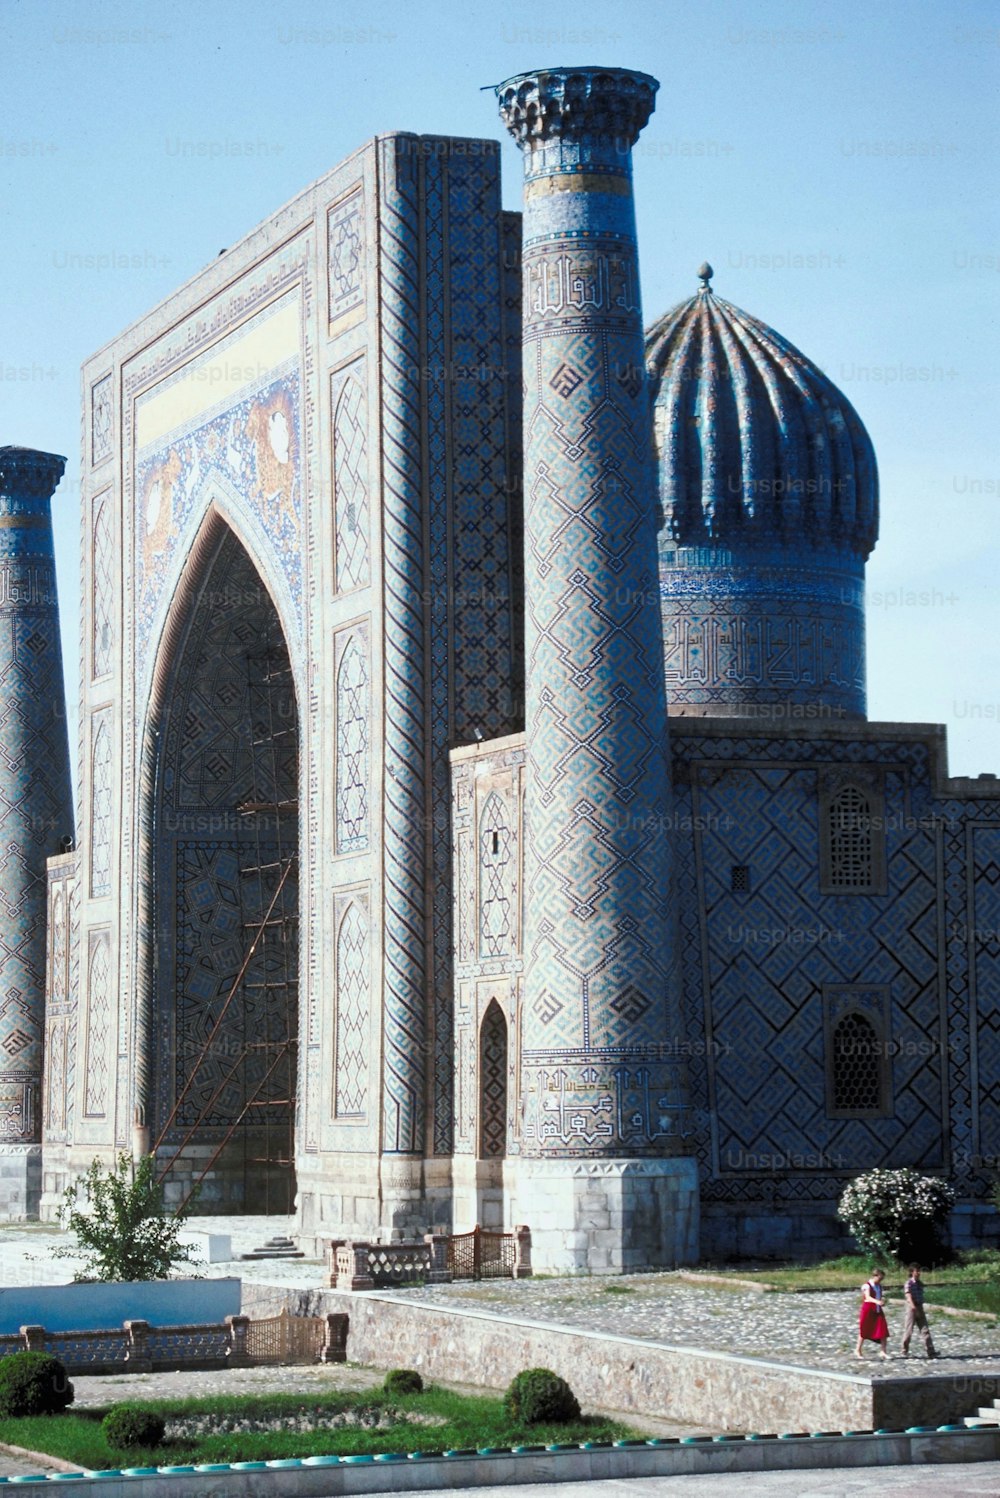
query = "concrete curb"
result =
(0, 1429, 997, 1494)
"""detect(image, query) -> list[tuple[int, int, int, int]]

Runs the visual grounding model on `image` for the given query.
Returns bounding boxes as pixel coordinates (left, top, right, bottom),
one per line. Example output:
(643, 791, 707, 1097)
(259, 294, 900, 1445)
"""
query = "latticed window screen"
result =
(479, 793, 513, 959)
(730, 864, 750, 894)
(831, 1011, 881, 1113)
(479, 1001, 508, 1158)
(827, 785, 874, 889)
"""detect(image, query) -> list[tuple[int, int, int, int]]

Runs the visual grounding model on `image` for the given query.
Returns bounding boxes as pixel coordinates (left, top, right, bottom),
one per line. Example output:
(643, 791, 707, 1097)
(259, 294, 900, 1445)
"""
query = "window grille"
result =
(730, 864, 750, 894)
(831, 1011, 882, 1114)
(819, 774, 886, 895)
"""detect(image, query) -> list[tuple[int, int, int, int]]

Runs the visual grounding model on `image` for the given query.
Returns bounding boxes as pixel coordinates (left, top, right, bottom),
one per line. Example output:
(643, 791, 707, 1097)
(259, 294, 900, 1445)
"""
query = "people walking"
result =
(901, 1263, 937, 1358)
(857, 1267, 890, 1359)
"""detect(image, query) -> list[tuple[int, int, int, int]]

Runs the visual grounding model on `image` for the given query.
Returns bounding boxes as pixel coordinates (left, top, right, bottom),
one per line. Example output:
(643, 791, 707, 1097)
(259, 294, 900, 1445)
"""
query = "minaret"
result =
(0, 448, 74, 1217)
(496, 68, 698, 1270)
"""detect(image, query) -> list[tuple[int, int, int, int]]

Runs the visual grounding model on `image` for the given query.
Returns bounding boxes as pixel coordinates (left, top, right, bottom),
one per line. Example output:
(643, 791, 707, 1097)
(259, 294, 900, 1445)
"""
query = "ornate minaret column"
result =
(0, 448, 74, 1217)
(496, 68, 698, 1270)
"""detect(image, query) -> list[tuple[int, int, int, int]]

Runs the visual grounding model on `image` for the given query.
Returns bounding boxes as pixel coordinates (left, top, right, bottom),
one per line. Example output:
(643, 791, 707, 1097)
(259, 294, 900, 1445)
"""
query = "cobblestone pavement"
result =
(385, 1273, 1000, 1376)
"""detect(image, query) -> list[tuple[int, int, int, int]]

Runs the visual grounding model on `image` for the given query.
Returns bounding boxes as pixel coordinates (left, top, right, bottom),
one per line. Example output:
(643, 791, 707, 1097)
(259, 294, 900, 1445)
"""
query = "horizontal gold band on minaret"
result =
(0, 515, 48, 528)
(524, 173, 631, 200)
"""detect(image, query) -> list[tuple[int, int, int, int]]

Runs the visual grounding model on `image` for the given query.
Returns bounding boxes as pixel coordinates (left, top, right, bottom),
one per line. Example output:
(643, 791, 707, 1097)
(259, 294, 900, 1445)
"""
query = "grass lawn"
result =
(0, 1386, 643, 1470)
(697, 1250, 1000, 1315)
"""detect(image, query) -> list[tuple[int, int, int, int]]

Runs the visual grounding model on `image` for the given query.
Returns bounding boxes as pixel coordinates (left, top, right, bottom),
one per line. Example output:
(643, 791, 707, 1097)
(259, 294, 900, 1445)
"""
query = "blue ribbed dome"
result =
(646, 273, 879, 559)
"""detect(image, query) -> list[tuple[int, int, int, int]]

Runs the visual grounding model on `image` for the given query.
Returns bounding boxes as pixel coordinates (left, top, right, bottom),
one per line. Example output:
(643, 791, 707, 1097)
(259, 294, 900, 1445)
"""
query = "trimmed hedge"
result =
(382, 1368, 424, 1396)
(102, 1403, 166, 1449)
(504, 1368, 580, 1424)
(0, 1352, 74, 1417)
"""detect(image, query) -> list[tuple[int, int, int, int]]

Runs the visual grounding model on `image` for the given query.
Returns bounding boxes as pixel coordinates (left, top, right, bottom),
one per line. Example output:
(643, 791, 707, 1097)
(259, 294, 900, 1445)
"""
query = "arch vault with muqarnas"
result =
(20, 64, 1000, 1267)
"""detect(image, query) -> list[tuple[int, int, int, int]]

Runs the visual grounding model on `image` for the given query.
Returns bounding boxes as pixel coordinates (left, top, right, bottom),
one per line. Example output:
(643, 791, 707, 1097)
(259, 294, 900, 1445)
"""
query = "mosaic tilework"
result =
(91, 493, 113, 680)
(646, 274, 878, 718)
(133, 291, 304, 661)
(0, 449, 74, 1145)
(968, 823, 1000, 1183)
(479, 792, 513, 960)
(84, 933, 111, 1118)
(44, 872, 71, 1139)
(332, 369, 370, 593)
(334, 896, 370, 1118)
(328, 187, 365, 324)
(498, 68, 688, 1157)
(91, 376, 113, 466)
(423, 147, 452, 1157)
(658, 550, 867, 718)
(335, 628, 370, 854)
(670, 729, 946, 1209)
(89, 712, 112, 897)
(377, 136, 429, 1155)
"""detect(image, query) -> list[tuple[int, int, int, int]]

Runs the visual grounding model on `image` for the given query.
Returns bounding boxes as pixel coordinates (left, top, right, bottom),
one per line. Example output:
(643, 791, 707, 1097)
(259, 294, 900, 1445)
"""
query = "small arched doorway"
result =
(147, 523, 299, 1214)
(477, 1000, 508, 1228)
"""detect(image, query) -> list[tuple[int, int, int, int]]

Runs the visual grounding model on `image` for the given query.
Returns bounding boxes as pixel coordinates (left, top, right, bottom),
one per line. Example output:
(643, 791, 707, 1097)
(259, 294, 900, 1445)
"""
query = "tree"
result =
(56, 1153, 198, 1282)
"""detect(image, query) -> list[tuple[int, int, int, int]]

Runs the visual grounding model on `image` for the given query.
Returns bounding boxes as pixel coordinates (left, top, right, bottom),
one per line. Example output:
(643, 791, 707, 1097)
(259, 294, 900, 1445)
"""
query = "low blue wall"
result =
(0, 1278, 240, 1333)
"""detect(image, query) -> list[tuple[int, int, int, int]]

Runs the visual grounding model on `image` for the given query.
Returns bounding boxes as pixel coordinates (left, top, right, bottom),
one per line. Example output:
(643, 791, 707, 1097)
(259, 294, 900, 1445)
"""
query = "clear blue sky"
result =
(3, 0, 998, 775)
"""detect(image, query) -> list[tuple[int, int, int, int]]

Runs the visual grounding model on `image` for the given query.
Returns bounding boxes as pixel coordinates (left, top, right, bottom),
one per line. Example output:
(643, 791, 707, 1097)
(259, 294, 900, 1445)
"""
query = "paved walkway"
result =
(395, 1466, 1000, 1497)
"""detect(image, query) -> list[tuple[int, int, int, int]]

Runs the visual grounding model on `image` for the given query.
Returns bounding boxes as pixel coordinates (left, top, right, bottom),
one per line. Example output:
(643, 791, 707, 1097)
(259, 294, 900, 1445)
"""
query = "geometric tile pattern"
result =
(498, 68, 688, 1157)
(328, 188, 365, 324)
(478, 999, 507, 1158)
(333, 374, 370, 593)
(0, 448, 74, 1144)
(84, 932, 110, 1117)
(89, 712, 112, 897)
(335, 631, 369, 854)
(671, 732, 946, 1206)
(91, 376, 113, 466)
(377, 138, 430, 1155)
(92, 494, 113, 679)
(335, 897, 369, 1118)
(478, 792, 512, 960)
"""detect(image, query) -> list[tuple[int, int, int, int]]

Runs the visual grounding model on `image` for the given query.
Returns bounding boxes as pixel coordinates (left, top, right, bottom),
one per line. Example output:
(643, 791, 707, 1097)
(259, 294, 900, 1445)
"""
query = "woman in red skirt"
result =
(856, 1267, 890, 1359)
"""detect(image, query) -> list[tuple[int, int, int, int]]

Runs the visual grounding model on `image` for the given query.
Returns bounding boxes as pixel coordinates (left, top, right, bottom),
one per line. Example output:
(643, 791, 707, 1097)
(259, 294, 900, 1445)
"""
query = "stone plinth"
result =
(508, 1156, 699, 1272)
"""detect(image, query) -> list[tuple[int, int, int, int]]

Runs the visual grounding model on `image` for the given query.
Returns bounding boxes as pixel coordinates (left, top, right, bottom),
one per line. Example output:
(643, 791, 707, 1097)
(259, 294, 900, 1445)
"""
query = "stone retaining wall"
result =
(239, 1284, 998, 1432)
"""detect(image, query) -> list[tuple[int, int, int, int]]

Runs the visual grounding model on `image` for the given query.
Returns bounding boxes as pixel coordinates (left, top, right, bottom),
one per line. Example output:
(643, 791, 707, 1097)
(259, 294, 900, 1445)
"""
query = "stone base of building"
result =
(506, 1156, 699, 1273)
(0, 1144, 42, 1221)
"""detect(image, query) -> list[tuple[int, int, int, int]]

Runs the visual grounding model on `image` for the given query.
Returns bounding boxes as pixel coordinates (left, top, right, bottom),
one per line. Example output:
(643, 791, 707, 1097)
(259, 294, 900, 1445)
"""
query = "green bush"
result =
(0, 1352, 74, 1417)
(102, 1404, 166, 1449)
(838, 1169, 954, 1264)
(382, 1368, 423, 1396)
(504, 1368, 580, 1425)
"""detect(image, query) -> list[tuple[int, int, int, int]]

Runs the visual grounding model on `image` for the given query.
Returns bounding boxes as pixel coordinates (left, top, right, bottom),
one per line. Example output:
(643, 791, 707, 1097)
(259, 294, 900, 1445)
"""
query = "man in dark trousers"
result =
(901, 1263, 937, 1359)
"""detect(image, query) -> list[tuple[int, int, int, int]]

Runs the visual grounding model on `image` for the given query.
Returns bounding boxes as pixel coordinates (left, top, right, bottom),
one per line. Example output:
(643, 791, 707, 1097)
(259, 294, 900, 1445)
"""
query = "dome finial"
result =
(697, 261, 714, 292)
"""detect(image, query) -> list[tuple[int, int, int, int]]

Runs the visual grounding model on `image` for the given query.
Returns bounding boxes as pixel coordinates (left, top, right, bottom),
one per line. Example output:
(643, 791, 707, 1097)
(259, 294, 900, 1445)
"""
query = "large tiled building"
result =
(3, 66, 998, 1269)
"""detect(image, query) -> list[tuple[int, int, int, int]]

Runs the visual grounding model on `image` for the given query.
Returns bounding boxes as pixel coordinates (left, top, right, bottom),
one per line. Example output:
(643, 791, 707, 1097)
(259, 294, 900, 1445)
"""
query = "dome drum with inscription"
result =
(646, 268, 879, 720)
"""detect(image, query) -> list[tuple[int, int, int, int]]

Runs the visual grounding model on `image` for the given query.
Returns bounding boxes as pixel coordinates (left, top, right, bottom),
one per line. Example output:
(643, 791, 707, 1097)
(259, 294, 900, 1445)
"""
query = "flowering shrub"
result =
(838, 1169, 954, 1263)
